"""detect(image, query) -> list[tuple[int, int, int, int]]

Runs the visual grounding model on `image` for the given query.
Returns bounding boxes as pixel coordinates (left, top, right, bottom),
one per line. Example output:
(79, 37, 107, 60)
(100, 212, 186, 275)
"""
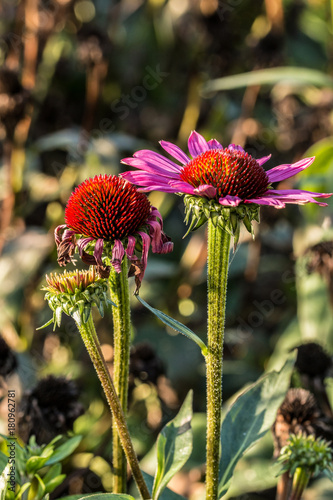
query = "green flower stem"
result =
(290, 468, 310, 500)
(109, 258, 131, 493)
(206, 220, 231, 500)
(76, 315, 151, 500)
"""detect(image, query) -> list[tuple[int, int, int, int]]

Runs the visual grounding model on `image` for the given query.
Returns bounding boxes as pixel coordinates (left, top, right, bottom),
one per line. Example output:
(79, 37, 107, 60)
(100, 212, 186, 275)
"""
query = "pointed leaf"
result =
(202, 67, 333, 94)
(142, 472, 186, 500)
(78, 495, 135, 499)
(136, 295, 207, 355)
(36, 317, 54, 330)
(152, 390, 193, 500)
(218, 353, 296, 498)
(45, 435, 82, 466)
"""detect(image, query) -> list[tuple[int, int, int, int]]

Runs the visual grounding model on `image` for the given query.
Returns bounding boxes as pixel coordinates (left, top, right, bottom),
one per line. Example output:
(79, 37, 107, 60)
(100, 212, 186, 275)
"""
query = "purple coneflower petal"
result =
(121, 157, 179, 178)
(148, 220, 162, 252)
(160, 140, 190, 164)
(126, 235, 136, 258)
(188, 131, 209, 157)
(134, 150, 182, 173)
(208, 139, 223, 150)
(218, 195, 242, 207)
(257, 154, 271, 166)
(194, 184, 217, 198)
(111, 240, 125, 273)
(54, 224, 68, 245)
(267, 157, 315, 183)
(93, 238, 104, 266)
(244, 196, 286, 208)
(137, 231, 151, 281)
(77, 237, 94, 255)
(266, 189, 331, 206)
(227, 144, 245, 153)
(169, 180, 196, 194)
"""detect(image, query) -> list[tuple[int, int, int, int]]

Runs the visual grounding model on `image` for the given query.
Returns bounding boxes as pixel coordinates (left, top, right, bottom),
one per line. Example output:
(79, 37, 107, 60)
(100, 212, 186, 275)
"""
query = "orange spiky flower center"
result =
(65, 175, 151, 241)
(180, 149, 270, 199)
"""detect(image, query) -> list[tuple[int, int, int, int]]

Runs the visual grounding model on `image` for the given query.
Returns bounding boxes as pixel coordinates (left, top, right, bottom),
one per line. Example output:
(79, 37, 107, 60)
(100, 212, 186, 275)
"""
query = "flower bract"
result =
(40, 268, 114, 327)
(55, 175, 173, 287)
(121, 131, 331, 242)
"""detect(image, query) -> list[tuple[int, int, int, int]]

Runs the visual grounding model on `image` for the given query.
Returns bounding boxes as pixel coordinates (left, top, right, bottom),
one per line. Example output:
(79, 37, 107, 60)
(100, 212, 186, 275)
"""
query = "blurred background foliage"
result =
(0, 0, 333, 498)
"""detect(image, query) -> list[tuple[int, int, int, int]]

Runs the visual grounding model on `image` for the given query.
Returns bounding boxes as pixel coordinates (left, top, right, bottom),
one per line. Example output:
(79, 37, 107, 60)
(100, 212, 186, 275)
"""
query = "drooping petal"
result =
(194, 184, 217, 198)
(77, 238, 97, 266)
(207, 139, 223, 150)
(244, 196, 286, 208)
(160, 140, 191, 164)
(265, 189, 331, 206)
(55, 226, 77, 267)
(54, 224, 68, 245)
(148, 220, 163, 252)
(111, 240, 125, 273)
(93, 238, 104, 265)
(137, 231, 151, 281)
(126, 235, 136, 258)
(188, 131, 209, 157)
(218, 195, 242, 207)
(267, 157, 315, 183)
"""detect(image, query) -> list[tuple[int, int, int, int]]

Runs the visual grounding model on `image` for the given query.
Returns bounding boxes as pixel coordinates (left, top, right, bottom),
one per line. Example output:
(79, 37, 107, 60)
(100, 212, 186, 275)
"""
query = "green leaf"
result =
(152, 390, 193, 500)
(78, 495, 135, 499)
(42, 462, 62, 484)
(202, 67, 333, 94)
(142, 472, 186, 500)
(26, 454, 52, 474)
(136, 295, 207, 356)
(218, 353, 296, 498)
(45, 435, 82, 466)
(44, 474, 66, 493)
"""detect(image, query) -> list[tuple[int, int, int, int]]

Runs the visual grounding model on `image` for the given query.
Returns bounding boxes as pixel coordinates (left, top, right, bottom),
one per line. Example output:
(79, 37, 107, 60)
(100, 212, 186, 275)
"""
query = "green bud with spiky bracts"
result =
(278, 433, 332, 478)
(39, 267, 115, 329)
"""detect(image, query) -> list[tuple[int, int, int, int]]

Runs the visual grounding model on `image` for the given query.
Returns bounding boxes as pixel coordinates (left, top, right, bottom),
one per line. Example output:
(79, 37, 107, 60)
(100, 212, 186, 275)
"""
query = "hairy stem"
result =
(206, 220, 231, 500)
(76, 315, 151, 500)
(109, 259, 131, 493)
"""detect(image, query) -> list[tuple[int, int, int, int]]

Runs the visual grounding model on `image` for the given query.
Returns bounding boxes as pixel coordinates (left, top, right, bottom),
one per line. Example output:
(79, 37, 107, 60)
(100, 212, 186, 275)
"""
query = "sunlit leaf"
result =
(202, 67, 333, 94)
(218, 353, 296, 498)
(152, 391, 193, 500)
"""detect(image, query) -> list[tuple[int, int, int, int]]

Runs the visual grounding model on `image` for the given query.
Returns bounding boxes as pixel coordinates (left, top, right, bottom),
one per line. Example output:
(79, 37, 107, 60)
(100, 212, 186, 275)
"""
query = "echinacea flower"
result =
(55, 175, 173, 287)
(121, 131, 331, 241)
(41, 267, 113, 327)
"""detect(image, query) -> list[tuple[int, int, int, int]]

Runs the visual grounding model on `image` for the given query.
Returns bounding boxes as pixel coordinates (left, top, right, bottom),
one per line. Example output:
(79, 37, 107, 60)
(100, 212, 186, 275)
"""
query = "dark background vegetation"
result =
(0, 0, 333, 498)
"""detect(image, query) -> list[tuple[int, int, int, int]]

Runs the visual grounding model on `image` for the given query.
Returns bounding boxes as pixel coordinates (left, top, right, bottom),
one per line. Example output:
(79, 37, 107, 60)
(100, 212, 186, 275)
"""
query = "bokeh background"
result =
(0, 0, 333, 498)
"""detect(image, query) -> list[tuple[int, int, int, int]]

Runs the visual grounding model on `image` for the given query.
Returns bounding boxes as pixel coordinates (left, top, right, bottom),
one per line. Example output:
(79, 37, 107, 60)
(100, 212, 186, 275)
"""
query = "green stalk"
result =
(206, 220, 231, 500)
(109, 258, 131, 493)
(290, 468, 310, 500)
(76, 315, 151, 500)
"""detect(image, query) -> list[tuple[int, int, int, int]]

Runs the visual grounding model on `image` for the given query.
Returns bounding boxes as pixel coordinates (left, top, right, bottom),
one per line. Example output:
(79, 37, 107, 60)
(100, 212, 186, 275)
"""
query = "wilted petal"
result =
(111, 240, 125, 273)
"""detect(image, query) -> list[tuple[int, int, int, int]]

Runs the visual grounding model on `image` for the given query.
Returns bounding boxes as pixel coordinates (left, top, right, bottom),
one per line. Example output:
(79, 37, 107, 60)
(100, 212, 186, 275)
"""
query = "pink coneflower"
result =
(121, 130, 330, 209)
(54, 175, 173, 286)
